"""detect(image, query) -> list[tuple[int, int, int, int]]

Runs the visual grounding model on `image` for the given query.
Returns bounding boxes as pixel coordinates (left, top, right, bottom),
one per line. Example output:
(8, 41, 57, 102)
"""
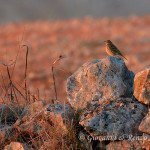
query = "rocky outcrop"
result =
(134, 68, 150, 105)
(1, 56, 149, 149)
(0, 100, 74, 149)
(67, 56, 135, 109)
(14, 103, 74, 137)
(79, 97, 147, 137)
(66, 56, 149, 143)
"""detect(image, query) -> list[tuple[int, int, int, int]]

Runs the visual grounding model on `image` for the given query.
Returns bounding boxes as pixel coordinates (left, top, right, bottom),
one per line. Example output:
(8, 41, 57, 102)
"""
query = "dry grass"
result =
(0, 48, 86, 150)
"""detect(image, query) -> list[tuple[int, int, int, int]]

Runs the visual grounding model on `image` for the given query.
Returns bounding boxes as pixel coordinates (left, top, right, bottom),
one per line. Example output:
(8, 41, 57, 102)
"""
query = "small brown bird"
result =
(104, 40, 127, 60)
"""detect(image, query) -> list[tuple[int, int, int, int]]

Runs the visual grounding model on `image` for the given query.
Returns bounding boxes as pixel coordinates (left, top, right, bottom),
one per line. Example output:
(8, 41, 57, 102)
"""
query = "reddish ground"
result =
(0, 16, 150, 104)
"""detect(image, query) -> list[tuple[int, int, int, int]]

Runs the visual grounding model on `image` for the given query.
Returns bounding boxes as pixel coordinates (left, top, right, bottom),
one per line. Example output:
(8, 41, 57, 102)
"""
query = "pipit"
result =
(104, 40, 127, 60)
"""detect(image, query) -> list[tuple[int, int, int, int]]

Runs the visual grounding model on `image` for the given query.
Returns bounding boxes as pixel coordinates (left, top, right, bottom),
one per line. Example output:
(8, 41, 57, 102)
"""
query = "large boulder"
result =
(66, 56, 149, 139)
(67, 56, 135, 109)
(134, 68, 150, 105)
(79, 97, 148, 137)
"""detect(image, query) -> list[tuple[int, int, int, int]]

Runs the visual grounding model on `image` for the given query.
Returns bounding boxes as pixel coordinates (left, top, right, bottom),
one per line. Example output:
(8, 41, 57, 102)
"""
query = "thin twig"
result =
(28, 90, 31, 102)
(22, 45, 29, 101)
(0, 56, 27, 103)
(13, 80, 37, 101)
(11, 82, 26, 100)
(51, 54, 66, 102)
(37, 88, 40, 101)
(52, 65, 57, 101)
(11, 26, 26, 78)
(6, 66, 14, 102)
(12, 86, 18, 104)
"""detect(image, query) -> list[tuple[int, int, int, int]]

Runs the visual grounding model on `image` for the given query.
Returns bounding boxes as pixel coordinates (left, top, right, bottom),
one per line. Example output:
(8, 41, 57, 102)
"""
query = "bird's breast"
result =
(106, 45, 115, 56)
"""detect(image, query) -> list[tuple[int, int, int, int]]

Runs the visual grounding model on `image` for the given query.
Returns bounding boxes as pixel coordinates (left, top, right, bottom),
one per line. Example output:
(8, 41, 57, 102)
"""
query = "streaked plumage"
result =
(104, 40, 127, 60)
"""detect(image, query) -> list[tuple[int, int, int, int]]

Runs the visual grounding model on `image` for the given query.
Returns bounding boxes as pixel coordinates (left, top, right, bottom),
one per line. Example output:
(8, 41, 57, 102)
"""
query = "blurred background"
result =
(0, 0, 150, 104)
(1, 0, 150, 23)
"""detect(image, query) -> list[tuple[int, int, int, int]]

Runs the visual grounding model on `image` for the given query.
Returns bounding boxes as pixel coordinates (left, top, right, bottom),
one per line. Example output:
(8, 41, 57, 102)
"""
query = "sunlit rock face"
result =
(67, 56, 134, 109)
(134, 68, 150, 105)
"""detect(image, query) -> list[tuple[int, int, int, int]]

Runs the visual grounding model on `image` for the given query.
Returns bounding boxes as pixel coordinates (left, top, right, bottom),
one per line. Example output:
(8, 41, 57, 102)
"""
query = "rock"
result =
(13, 101, 47, 136)
(46, 104, 74, 129)
(139, 109, 150, 134)
(20, 100, 47, 118)
(14, 103, 73, 137)
(12, 101, 48, 136)
(0, 104, 23, 124)
(106, 141, 143, 150)
(67, 56, 135, 109)
(79, 97, 148, 137)
(134, 68, 150, 105)
(142, 140, 150, 150)
(4, 142, 31, 150)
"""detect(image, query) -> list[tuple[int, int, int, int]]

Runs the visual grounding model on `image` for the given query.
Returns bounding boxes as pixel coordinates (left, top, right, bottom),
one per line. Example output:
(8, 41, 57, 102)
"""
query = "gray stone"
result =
(79, 97, 148, 138)
(66, 56, 135, 109)
(14, 103, 74, 136)
(46, 103, 74, 129)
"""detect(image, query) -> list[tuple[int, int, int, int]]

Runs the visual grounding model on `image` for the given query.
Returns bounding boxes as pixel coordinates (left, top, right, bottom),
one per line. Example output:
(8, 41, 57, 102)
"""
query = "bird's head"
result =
(104, 40, 112, 45)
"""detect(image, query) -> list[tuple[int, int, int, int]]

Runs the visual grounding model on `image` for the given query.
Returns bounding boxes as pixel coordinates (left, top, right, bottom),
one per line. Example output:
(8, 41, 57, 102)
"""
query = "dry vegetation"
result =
(0, 16, 150, 149)
(0, 16, 150, 102)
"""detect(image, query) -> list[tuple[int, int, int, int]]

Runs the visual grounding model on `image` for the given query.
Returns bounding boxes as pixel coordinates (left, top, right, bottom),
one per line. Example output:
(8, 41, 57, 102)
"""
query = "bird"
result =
(104, 40, 127, 60)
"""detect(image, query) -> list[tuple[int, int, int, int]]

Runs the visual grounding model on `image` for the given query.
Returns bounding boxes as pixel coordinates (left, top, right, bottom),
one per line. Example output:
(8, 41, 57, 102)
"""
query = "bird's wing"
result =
(111, 44, 120, 53)
(111, 43, 127, 60)
(113, 46, 127, 60)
